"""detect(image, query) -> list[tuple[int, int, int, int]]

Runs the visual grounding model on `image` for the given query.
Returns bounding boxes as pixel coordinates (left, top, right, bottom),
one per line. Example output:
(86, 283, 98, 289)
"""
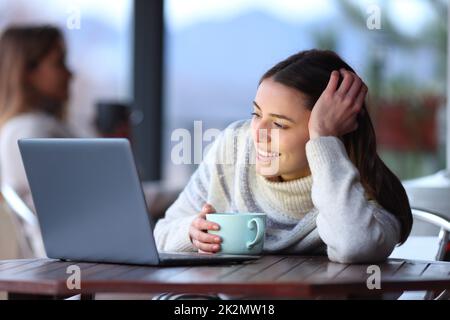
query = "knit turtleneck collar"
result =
(252, 171, 314, 220)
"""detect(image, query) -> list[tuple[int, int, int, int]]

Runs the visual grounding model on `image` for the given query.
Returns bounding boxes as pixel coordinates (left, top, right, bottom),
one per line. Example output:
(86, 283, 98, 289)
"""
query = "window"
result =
(0, 0, 133, 136)
(163, 0, 446, 187)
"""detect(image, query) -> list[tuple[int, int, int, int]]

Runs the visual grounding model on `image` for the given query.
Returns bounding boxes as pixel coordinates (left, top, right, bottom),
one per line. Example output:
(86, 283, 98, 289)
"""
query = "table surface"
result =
(0, 255, 449, 299)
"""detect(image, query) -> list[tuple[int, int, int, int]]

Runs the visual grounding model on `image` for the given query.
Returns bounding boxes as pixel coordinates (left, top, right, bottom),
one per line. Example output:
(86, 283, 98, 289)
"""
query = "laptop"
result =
(18, 138, 259, 266)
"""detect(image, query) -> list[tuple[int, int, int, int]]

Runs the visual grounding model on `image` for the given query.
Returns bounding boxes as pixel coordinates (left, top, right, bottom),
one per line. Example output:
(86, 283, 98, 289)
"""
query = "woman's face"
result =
(251, 78, 312, 181)
(27, 40, 72, 104)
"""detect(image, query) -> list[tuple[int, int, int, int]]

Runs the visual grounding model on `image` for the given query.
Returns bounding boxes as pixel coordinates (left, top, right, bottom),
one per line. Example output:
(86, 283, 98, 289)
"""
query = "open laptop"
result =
(18, 138, 259, 266)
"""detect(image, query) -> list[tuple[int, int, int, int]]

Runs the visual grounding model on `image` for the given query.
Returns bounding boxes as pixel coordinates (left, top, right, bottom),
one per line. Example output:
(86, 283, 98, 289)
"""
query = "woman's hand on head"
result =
(308, 69, 368, 139)
(189, 203, 222, 254)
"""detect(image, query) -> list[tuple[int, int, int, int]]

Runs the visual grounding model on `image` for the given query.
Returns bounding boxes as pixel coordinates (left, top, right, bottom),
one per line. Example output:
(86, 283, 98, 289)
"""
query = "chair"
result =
(411, 208, 450, 261)
(0, 201, 22, 260)
(0, 185, 46, 258)
(391, 207, 450, 300)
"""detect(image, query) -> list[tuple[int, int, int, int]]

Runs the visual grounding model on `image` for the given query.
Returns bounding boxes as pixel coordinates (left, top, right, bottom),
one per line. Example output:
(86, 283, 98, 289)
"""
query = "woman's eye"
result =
(274, 122, 286, 129)
(251, 112, 260, 118)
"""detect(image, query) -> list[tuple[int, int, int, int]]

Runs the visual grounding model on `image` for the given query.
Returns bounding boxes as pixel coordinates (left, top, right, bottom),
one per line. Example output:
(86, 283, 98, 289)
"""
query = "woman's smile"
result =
(256, 147, 280, 164)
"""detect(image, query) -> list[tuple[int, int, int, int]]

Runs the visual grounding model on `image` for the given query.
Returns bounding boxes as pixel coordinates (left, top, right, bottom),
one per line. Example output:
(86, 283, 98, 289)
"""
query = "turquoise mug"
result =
(206, 213, 266, 255)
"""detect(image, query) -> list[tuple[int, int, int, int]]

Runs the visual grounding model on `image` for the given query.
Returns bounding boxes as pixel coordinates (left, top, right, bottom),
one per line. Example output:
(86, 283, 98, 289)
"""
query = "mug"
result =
(95, 101, 132, 139)
(206, 213, 266, 255)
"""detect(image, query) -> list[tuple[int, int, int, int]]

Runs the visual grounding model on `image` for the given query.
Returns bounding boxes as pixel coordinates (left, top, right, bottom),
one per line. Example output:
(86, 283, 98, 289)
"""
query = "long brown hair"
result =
(0, 25, 65, 126)
(261, 49, 412, 244)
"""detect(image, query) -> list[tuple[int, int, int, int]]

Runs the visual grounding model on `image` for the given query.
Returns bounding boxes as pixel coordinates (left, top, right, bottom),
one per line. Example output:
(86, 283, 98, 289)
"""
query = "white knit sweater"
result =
(0, 111, 74, 209)
(154, 120, 401, 263)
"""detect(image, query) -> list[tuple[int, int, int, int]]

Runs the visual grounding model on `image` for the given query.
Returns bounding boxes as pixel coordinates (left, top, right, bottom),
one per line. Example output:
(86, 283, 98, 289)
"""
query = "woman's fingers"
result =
(346, 76, 363, 103)
(311, 69, 367, 138)
(189, 203, 222, 253)
(352, 84, 368, 112)
(198, 203, 216, 220)
(193, 216, 220, 231)
(192, 239, 220, 253)
(189, 216, 221, 253)
(336, 69, 354, 96)
(324, 70, 340, 94)
(190, 227, 221, 244)
(201, 203, 216, 214)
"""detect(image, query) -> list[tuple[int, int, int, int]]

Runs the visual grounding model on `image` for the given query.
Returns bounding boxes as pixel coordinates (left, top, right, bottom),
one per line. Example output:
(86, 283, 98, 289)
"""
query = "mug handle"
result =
(246, 218, 264, 249)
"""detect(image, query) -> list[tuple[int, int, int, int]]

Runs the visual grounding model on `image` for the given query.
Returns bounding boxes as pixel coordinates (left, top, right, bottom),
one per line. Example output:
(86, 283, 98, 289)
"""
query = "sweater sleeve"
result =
(305, 136, 401, 264)
(153, 131, 226, 252)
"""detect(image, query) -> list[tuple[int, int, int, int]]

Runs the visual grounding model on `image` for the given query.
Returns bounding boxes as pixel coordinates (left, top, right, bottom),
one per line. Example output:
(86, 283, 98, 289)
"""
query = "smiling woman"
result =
(154, 49, 412, 264)
(256, 49, 412, 244)
(251, 79, 312, 181)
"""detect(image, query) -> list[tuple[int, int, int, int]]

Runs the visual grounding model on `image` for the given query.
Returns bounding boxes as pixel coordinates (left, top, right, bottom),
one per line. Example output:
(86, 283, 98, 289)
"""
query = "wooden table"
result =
(0, 255, 449, 300)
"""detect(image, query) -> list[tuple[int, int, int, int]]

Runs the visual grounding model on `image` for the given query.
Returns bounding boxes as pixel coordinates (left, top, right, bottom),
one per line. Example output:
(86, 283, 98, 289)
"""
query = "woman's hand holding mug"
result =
(189, 203, 222, 253)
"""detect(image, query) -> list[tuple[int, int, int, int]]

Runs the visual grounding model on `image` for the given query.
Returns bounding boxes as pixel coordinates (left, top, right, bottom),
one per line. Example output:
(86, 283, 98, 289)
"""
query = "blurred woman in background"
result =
(0, 25, 74, 208)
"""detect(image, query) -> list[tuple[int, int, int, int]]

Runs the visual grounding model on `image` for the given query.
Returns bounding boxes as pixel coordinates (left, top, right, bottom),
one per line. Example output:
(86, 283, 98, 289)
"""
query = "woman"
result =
(0, 25, 74, 208)
(154, 49, 412, 264)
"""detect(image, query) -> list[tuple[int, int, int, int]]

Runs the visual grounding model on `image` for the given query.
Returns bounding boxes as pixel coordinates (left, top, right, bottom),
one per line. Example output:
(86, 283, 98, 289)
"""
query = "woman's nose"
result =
(255, 123, 271, 144)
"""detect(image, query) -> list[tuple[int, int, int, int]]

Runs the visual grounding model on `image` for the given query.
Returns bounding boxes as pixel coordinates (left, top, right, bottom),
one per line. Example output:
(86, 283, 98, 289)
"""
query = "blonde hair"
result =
(0, 25, 65, 126)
